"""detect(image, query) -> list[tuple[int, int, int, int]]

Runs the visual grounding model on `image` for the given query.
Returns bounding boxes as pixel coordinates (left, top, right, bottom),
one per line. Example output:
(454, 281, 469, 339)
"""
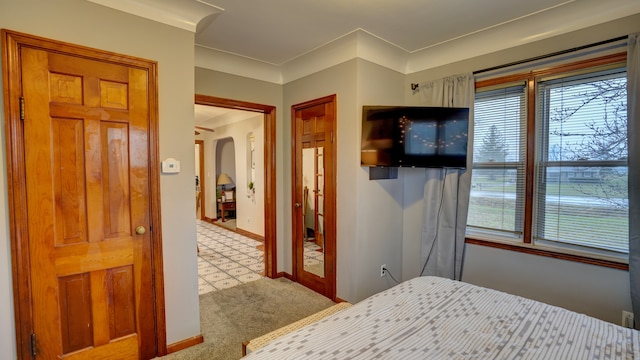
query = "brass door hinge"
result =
(20, 97, 25, 121)
(30, 333, 37, 358)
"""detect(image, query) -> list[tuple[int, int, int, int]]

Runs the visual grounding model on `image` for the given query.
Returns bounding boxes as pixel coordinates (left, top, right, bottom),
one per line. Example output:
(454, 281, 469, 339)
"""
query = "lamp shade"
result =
(217, 173, 233, 186)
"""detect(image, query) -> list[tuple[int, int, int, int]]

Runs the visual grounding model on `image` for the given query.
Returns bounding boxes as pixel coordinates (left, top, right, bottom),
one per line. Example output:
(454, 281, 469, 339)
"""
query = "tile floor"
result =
(196, 220, 329, 294)
(303, 241, 324, 264)
(196, 220, 264, 295)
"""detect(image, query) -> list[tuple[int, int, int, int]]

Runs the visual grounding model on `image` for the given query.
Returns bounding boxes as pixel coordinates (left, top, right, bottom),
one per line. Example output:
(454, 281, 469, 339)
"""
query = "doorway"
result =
(292, 95, 337, 300)
(215, 137, 237, 231)
(195, 95, 277, 278)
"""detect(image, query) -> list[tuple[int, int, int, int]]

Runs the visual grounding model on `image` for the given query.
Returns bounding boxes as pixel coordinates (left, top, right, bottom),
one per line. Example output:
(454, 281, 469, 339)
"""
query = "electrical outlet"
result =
(380, 264, 387, 277)
(622, 311, 634, 328)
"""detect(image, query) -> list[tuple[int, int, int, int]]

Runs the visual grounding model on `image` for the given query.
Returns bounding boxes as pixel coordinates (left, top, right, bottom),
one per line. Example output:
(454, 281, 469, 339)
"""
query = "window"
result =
(468, 84, 526, 238)
(467, 55, 629, 264)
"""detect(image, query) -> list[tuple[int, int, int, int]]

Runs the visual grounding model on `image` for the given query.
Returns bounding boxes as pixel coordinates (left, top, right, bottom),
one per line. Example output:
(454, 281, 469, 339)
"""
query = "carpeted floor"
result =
(157, 277, 335, 360)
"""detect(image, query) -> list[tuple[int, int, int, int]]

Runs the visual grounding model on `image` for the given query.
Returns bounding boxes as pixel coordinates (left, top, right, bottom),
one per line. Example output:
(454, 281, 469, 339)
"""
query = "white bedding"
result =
(244, 276, 640, 359)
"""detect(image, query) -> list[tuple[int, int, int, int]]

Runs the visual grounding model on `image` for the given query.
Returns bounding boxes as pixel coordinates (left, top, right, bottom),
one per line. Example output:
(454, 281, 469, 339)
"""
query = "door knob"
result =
(135, 226, 146, 235)
(294, 202, 301, 208)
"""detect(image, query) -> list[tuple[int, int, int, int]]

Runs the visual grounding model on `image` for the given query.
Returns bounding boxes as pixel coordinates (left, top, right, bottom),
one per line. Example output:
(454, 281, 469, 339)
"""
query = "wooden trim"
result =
(166, 335, 204, 354)
(264, 107, 277, 278)
(242, 341, 250, 356)
(148, 59, 167, 357)
(283, 272, 294, 281)
(194, 94, 277, 278)
(236, 228, 265, 243)
(208, 220, 265, 243)
(196, 95, 275, 113)
(291, 104, 300, 282)
(523, 78, 535, 244)
(2, 29, 166, 359)
(2, 29, 33, 360)
(465, 238, 629, 271)
(474, 52, 628, 249)
(277, 272, 295, 281)
(291, 94, 338, 300)
(475, 53, 627, 89)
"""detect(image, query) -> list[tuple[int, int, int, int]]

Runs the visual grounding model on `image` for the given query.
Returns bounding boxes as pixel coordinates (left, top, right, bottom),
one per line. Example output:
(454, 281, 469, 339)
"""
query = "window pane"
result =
(468, 85, 526, 236)
(473, 86, 526, 162)
(535, 166, 628, 252)
(536, 68, 628, 254)
(468, 167, 522, 233)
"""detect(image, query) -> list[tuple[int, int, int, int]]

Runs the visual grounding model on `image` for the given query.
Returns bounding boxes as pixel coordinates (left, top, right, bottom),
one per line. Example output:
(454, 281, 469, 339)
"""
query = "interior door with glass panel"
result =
(292, 95, 336, 299)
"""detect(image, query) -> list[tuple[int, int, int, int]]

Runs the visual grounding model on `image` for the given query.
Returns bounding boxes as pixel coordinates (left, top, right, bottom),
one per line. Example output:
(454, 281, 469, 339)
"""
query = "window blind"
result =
(468, 84, 527, 238)
(535, 66, 628, 254)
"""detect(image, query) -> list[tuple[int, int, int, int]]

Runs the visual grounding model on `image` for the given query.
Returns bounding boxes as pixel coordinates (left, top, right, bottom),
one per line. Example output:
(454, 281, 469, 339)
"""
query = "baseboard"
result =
(236, 227, 264, 242)
(277, 272, 294, 281)
(203, 216, 265, 243)
(166, 334, 204, 354)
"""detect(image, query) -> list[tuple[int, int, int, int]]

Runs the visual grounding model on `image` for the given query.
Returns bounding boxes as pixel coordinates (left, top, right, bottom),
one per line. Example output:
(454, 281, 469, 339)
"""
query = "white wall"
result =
(401, 13, 640, 325)
(202, 115, 265, 236)
(354, 60, 406, 301)
(0, 0, 201, 356)
(281, 59, 406, 303)
(283, 60, 359, 300)
(463, 244, 631, 323)
(195, 60, 406, 303)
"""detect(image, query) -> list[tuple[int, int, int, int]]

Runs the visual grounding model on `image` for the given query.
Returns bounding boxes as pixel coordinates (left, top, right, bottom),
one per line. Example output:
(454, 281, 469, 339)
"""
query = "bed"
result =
(243, 276, 640, 359)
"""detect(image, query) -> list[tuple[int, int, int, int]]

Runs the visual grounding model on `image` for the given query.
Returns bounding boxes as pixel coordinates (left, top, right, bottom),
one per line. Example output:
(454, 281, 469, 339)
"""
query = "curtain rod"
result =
(410, 35, 628, 91)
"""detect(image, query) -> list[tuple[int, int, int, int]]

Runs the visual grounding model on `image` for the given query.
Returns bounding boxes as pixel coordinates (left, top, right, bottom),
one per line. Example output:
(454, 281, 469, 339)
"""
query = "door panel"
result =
(21, 45, 152, 359)
(292, 96, 336, 299)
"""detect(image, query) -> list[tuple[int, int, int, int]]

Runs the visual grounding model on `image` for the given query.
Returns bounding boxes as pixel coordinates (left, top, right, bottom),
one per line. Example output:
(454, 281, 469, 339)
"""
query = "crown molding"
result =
(86, 0, 222, 32)
(406, 0, 640, 73)
(196, 1, 638, 84)
(194, 30, 408, 85)
(195, 46, 283, 84)
(103, 0, 636, 84)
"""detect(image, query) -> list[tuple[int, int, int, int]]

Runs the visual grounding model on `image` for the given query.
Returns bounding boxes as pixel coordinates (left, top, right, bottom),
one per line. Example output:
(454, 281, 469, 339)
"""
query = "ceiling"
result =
(194, 104, 258, 130)
(89, 0, 640, 69)
(86, 0, 640, 126)
(194, 0, 576, 65)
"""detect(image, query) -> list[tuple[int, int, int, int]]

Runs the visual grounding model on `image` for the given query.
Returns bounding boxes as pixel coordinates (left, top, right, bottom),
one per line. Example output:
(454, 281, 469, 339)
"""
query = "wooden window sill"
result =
(465, 237, 628, 271)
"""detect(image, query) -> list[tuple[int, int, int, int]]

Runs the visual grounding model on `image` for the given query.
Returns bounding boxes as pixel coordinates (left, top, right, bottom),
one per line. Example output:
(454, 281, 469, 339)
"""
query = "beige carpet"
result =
(157, 277, 335, 360)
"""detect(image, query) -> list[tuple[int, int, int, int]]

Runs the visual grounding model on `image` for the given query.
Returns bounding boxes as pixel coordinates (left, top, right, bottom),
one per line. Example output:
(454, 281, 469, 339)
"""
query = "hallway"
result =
(196, 220, 264, 294)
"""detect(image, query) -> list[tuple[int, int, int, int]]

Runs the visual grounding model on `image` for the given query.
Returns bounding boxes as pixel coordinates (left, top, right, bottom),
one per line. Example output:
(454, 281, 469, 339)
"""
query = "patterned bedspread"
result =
(244, 276, 640, 359)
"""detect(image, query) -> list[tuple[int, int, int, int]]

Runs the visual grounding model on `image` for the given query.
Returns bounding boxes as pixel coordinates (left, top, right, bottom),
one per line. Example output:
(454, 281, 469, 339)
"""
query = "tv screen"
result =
(361, 106, 469, 168)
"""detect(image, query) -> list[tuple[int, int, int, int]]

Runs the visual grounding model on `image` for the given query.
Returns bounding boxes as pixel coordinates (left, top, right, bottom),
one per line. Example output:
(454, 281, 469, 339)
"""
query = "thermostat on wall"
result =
(161, 158, 181, 174)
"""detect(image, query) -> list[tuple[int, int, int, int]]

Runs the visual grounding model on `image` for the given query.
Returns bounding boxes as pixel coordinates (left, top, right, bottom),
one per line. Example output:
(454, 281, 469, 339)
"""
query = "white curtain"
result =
(418, 73, 474, 280)
(628, 33, 640, 330)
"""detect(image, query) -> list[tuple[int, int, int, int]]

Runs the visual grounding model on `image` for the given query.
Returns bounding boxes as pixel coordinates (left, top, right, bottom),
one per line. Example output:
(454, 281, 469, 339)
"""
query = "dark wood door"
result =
(6, 32, 159, 359)
(292, 95, 336, 299)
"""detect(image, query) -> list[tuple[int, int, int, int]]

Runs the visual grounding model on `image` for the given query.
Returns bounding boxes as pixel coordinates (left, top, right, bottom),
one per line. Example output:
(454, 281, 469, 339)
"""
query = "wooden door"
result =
(3, 31, 162, 359)
(292, 95, 336, 300)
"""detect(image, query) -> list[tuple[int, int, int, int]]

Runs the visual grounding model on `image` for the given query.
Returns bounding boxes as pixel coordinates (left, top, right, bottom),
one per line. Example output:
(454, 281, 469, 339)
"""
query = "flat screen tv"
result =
(361, 106, 469, 168)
